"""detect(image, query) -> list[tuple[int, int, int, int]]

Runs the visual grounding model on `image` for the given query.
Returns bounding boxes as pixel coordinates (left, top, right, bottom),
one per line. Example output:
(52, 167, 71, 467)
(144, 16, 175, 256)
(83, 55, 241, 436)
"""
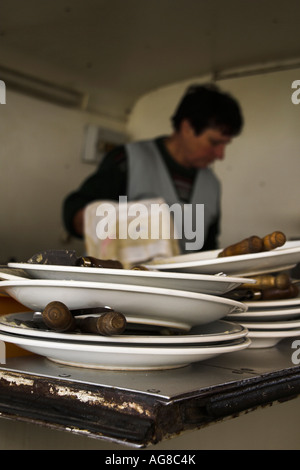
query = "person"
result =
(63, 83, 243, 252)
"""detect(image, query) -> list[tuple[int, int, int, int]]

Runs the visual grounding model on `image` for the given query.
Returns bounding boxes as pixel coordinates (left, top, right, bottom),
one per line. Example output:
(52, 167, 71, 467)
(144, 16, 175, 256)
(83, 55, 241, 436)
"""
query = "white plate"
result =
(247, 329, 300, 349)
(244, 295, 300, 310)
(144, 240, 300, 276)
(0, 272, 29, 281)
(0, 280, 246, 331)
(0, 331, 251, 370)
(0, 313, 248, 345)
(239, 318, 300, 330)
(225, 307, 300, 322)
(7, 263, 256, 295)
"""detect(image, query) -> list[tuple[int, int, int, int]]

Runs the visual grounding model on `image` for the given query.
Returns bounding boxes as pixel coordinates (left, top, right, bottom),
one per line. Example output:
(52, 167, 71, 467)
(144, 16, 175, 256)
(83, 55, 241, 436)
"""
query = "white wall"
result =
(127, 67, 300, 248)
(2, 66, 299, 263)
(1, 65, 300, 450)
(0, 90, 126, 263)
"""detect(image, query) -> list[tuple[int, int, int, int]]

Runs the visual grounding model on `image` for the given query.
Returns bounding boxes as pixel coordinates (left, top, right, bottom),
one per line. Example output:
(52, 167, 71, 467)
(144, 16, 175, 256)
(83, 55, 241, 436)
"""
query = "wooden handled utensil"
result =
(41, 301, 126, 335)
(242, 273, 291, 290)
(76, 311, 127, 336)
(259, 284, 299, 301)
(218, 235, 263, 258)
(262, 231, 286, 250)
(218, 231, 286, 258)
(225, 283, 299, 301)
(42, 301, 76, 332)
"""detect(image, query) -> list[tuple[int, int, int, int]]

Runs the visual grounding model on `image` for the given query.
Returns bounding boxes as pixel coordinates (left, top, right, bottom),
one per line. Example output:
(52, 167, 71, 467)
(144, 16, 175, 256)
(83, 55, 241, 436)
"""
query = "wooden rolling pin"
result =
(218, 231, 286, 258)
(242, 273, 291, 290)
(42, 301, 126, 335)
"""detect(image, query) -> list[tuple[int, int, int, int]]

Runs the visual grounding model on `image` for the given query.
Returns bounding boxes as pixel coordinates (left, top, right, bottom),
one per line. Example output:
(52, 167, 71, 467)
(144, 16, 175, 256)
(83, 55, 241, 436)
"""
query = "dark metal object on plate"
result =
(27, 249, 123, 269)
(27, 249, 78, 266)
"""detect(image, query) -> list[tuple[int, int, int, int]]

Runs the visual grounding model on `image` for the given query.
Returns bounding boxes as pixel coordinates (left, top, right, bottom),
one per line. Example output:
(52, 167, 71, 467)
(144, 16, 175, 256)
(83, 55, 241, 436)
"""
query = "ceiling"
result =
(0, 0, 300, 121)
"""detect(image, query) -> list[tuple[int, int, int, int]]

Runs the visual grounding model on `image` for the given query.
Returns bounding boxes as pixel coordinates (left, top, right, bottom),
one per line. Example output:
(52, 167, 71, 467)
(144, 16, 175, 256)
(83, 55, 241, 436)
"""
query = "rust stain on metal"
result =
(0, 371, 34, 388)
(50, 384, 152, 417)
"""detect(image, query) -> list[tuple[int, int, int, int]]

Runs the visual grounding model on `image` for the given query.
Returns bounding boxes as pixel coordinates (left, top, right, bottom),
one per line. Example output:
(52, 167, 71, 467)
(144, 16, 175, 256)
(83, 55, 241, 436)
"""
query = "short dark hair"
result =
(171, 83, 243, 136)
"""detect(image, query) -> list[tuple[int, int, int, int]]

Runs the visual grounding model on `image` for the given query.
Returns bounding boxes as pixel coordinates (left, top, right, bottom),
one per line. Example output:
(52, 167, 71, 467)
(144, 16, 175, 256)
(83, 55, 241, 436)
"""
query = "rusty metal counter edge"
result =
(0, 339, 300, 447)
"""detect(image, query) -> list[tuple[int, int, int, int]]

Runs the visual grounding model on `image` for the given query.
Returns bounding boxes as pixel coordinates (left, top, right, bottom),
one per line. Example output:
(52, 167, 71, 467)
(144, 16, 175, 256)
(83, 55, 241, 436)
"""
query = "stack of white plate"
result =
(1, 239, 299, 366)
(143, 240, 300, 350)
(0, 267, 253, 369)
(0, 312, 250, 370)
(225, 294, 300, 348)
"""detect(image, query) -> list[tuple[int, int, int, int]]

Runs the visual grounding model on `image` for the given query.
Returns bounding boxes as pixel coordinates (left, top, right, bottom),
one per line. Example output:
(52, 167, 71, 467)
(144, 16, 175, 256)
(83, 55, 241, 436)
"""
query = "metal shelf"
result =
(0, 338, 299, 448)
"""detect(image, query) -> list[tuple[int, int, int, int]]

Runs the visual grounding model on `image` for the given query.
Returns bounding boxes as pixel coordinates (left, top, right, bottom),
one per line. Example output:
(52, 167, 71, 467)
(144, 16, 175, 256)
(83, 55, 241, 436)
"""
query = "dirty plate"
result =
(145, 241, 300, 276)
(0, 312, 248, 345)
(0, 279, 246, 331)
(7, 263, 255, 295)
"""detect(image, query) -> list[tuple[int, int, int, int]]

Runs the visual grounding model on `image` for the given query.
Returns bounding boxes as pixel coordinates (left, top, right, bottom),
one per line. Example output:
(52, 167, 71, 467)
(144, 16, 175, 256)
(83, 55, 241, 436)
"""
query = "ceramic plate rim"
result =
(0, 279, 247, 330)
(0, 313, 248, 344)
(245, 296, 300, 309)
(144, 240, 300, 270)
(0, 331, 251, 354)
(7, 262, 256, 285)
(0, 278, 246, 307)
(226, 306, 300, 319)
(247, 329, 300, 338)
(240, 319, 300, 330)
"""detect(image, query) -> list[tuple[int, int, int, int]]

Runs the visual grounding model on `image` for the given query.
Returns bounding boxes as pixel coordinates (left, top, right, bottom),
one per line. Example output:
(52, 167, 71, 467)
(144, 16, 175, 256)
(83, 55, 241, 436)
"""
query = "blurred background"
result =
(0, 0, 300, 450)
(0, 0, 300, 263)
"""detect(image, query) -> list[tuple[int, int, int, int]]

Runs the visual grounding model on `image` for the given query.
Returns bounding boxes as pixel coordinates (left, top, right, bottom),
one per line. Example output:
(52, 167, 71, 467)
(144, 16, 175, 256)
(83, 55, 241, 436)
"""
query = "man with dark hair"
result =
(63, 84, 243, 251)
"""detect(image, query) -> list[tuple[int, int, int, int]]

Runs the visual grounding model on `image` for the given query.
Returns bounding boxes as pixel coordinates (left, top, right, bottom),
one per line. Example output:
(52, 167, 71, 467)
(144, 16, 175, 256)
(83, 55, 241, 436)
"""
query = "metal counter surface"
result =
(0, 338, 300, 447)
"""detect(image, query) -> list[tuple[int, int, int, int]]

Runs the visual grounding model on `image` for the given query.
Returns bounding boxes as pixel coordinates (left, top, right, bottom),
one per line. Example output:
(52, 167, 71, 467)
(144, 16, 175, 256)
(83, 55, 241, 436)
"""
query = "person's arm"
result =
(62, 146, 127, 238)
